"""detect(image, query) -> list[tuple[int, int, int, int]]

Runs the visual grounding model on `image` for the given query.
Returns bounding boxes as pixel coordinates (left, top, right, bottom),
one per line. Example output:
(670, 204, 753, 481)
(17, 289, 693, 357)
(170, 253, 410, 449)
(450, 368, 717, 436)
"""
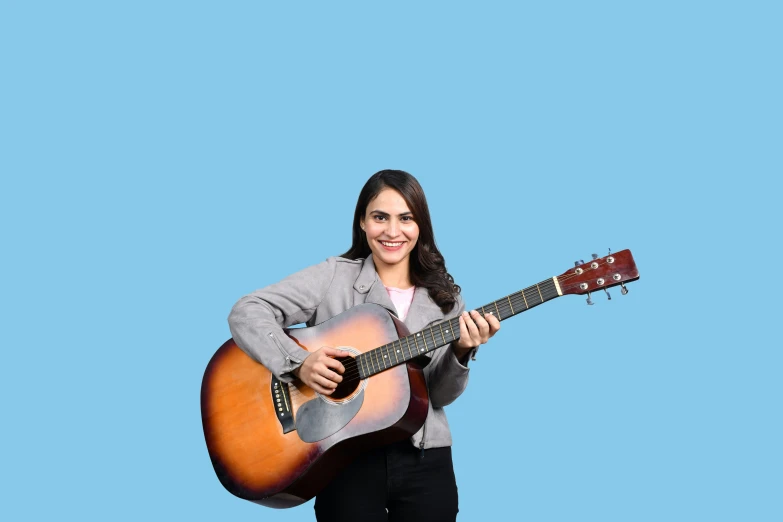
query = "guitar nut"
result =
(597, 278, 605, 285)
(580, 283, 588, 290)
(613, 274, 621, 281)
(590, 262, 599, 269)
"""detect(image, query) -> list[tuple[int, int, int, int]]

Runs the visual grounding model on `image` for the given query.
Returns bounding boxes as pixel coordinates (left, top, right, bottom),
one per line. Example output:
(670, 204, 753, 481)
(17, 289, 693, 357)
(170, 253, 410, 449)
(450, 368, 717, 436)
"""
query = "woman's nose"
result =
(386, 219, 399, 237)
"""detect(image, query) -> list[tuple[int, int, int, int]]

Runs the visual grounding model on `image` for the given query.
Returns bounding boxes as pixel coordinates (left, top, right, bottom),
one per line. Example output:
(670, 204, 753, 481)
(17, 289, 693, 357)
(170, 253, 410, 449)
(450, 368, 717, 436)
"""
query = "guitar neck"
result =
(355, 277, 562, 379)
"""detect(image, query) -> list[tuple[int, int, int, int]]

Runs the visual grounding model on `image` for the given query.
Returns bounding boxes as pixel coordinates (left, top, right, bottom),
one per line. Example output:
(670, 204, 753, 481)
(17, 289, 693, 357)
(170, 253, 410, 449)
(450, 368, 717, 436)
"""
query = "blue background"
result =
(2, 1, 780, 520)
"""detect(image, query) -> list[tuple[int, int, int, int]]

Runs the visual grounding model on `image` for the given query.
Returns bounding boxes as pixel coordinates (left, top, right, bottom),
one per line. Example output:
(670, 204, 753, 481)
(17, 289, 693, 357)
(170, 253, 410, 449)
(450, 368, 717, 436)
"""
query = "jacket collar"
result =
(353, 254, 444, 330)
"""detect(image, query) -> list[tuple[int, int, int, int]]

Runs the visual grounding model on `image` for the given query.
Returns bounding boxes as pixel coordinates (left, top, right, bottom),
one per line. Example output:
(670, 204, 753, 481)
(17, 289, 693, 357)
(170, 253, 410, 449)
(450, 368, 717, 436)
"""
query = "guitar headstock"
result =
(556, 249, 640, 301)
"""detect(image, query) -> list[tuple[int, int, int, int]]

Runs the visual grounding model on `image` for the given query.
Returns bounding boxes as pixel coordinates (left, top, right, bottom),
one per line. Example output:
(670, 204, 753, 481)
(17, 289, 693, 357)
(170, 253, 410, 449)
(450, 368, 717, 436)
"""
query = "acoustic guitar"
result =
(201, 250, 640, 508)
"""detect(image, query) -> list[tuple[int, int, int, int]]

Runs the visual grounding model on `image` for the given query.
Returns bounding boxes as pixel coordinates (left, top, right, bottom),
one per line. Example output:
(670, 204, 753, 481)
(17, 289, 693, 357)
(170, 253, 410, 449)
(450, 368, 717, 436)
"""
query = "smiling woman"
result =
(361, 190, 420, 283)
(223, 169, 501, 521)
(342, 170, 462, 318)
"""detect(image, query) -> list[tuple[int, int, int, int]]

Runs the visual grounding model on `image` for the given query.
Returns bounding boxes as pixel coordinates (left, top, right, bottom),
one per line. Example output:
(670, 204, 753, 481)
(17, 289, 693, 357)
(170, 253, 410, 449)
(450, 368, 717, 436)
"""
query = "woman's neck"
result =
(373, 258, 412, 289)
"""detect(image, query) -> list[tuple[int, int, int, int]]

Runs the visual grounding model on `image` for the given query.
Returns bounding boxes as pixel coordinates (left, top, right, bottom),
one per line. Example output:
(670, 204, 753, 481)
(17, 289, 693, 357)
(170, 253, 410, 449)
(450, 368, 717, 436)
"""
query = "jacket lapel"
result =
(404, 287, 445, 332)
(352, 255, 444, 332)
(354, 255, 398, 316)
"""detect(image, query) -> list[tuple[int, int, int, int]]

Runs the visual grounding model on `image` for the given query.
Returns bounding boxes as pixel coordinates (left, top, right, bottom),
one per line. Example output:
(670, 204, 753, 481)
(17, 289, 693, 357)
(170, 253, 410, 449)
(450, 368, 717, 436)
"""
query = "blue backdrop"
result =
(2, 1, 780, 520)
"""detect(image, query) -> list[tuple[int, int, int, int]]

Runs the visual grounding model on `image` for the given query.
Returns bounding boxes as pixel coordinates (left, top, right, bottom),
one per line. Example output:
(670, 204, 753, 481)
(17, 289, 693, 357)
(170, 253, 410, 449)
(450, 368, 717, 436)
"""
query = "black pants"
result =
(314, 441, 459, 522)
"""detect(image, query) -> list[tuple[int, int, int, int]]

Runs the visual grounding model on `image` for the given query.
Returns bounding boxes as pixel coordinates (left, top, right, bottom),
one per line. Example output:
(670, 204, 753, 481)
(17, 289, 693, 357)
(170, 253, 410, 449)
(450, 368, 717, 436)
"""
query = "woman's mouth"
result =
(378, 240, 405, 251)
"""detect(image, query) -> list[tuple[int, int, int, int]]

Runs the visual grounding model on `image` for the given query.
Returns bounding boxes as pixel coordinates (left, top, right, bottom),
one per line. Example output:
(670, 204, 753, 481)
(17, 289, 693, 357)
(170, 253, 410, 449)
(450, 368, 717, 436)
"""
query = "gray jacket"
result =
(228, 254, 471, 449)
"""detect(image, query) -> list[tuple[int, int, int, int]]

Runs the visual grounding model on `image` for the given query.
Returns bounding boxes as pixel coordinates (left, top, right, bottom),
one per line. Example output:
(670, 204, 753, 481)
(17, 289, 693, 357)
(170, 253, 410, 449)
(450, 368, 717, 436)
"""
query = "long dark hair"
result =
(340, 169, 460, 314)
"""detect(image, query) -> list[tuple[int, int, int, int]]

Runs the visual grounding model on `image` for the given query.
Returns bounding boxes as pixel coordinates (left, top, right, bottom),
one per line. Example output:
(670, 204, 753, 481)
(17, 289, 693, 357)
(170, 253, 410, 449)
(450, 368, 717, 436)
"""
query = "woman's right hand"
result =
(293, 347, 346, 395)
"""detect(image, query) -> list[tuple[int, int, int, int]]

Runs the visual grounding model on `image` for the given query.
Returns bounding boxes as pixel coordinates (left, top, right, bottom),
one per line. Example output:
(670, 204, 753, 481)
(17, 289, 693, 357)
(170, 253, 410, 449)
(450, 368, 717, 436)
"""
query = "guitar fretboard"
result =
(355, 277, 561, 378)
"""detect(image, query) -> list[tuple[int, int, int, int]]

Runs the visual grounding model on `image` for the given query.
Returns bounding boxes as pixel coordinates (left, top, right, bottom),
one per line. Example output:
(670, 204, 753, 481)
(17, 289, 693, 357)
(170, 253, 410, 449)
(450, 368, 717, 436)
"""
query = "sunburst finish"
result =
(201, 304, 429, 508)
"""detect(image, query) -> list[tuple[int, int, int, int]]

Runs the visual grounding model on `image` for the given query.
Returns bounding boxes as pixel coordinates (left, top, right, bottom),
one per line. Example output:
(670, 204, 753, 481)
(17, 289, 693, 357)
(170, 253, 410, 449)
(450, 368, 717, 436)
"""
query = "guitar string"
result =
(334, 279, 568, 383)
(335, 289, 543, 383)
(334, 277, 602, 384)
(317, 258, 629, 385)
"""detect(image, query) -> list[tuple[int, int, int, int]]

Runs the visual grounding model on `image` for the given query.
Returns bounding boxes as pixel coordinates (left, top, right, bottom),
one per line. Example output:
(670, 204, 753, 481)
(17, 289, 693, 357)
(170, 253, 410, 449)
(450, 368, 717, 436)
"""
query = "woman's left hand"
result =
(453, 310, 501, 360)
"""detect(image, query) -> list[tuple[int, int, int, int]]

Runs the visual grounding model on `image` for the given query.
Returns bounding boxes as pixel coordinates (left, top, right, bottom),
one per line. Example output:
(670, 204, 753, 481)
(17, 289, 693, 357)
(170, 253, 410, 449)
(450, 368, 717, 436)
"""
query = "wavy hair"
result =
(340, 169, 460, 313)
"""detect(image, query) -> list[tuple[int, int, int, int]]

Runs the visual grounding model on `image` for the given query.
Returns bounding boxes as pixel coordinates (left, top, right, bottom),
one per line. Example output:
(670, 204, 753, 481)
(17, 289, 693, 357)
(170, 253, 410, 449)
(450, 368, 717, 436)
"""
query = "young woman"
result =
(228, 169, 500, 521)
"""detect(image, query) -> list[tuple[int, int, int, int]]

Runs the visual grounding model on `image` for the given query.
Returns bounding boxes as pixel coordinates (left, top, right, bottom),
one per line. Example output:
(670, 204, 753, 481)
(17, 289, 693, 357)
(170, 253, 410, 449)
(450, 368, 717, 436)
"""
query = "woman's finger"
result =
(314, 374, 338, 391)
(320, 368, 343, 383)
(323, 356, 346, 374)
(463, 312, 480, 345)
(458, 315, 471, 346)
(470, 310, 490, 342)
(486, 312, 501, 334)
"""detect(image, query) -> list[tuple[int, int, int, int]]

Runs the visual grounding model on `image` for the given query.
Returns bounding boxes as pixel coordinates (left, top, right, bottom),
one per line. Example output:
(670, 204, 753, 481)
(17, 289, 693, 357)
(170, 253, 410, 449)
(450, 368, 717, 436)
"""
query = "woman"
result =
(228, 169, 500, 521)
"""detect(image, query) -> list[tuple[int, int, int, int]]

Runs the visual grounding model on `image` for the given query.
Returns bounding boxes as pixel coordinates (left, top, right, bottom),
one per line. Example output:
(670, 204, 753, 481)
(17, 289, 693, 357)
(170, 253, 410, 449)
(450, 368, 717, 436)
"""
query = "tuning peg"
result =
(574, 261, 581, 267)
(604, 288, 611, 300)
(586, 292, 594, 305)
(579, 259, 585, 265)
(591, 253, 598, 260)
(620, 282, 628, 295)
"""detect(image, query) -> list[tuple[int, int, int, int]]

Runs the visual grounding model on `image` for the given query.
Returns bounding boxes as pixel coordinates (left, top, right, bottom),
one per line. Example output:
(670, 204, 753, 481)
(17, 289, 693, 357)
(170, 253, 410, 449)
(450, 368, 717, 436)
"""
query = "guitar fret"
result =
(316, 276, 572, 380)
(433, 325, 443, 347)
(426, 327, 435, 349)
(413, 333, 422, 354)
(358, 278, 566, 378)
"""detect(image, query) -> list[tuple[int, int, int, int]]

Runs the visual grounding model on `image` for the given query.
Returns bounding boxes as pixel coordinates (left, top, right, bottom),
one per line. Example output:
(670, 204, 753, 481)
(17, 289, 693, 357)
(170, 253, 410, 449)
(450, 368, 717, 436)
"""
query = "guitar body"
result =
(202, 249, 640, 509)
(200, 303, 429, 508)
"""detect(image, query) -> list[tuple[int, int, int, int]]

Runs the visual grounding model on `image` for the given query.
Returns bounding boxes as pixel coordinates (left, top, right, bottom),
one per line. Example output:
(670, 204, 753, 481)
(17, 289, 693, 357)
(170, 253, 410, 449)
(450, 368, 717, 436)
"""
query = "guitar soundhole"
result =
(331, 356, 361, 400)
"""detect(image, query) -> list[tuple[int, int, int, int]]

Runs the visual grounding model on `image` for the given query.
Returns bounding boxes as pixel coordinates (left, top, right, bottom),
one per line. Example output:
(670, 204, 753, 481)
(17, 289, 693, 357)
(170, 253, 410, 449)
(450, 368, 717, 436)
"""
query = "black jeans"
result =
(314, 441, 459, 522)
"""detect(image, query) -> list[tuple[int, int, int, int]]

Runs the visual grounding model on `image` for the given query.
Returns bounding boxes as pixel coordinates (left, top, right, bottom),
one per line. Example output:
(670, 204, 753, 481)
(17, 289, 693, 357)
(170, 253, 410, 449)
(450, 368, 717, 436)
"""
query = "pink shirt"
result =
(385, 285, 416, 321)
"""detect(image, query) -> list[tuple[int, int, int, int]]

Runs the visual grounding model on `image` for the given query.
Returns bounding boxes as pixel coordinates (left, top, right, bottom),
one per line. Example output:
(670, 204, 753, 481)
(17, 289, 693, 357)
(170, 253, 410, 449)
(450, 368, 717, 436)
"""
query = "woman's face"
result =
(360, 188, 420, 277)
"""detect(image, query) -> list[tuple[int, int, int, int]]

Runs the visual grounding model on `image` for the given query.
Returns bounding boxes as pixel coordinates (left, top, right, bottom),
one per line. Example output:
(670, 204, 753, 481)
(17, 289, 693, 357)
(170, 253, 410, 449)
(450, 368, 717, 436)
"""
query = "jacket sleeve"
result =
(423, 293, 471, 408)
(227, 258, 337, 382)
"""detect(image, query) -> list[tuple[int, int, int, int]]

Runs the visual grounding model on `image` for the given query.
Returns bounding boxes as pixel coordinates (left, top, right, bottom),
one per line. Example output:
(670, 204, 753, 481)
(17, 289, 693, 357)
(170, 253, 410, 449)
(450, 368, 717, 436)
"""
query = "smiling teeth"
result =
(380, 241, 403, 247)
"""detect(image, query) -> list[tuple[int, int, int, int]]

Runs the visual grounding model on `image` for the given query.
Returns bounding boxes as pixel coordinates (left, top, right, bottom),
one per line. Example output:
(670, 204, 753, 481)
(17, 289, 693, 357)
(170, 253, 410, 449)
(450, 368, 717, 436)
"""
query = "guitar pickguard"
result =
(295, 390, 365, 443)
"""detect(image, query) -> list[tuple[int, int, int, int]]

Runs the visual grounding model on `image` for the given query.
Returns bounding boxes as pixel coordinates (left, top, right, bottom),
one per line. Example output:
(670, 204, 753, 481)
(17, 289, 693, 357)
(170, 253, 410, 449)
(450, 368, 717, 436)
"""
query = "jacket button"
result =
(360, 285, 365, 290)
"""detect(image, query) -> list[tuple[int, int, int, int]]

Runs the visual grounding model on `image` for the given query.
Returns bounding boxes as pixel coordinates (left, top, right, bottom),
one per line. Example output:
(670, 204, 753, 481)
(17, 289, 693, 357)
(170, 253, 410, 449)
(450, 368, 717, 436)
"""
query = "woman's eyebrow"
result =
(369, 210, 413, 216)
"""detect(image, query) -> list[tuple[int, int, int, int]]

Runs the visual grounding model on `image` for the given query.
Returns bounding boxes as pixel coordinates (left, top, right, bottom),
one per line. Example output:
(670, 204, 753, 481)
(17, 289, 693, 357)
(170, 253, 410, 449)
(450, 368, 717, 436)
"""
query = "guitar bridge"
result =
(271, 375, 296, 434)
